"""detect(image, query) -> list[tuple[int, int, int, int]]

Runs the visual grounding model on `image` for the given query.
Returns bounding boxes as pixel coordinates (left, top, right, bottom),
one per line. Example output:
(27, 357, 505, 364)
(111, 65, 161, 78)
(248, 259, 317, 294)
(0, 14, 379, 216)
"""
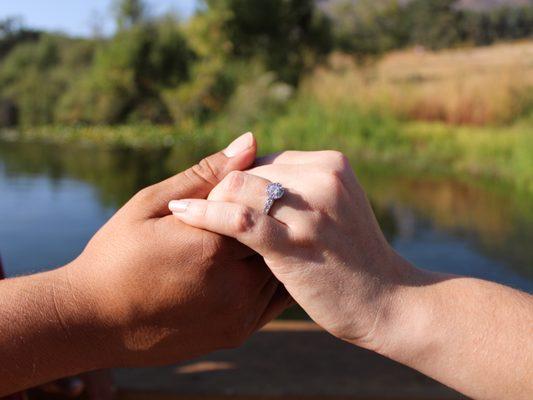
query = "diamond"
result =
(267, 182, 285, 199)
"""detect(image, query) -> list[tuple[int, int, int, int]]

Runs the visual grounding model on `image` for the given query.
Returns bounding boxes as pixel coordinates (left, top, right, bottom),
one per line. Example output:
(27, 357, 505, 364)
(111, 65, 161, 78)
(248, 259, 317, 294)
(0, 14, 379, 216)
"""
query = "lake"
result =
(1, 139, 532, 296)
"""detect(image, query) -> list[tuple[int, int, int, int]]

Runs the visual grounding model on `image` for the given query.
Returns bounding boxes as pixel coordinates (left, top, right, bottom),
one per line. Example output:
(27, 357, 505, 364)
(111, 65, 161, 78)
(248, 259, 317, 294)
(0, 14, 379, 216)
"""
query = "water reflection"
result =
(359, 168, 533, 281)
(0, 139, 531, 292)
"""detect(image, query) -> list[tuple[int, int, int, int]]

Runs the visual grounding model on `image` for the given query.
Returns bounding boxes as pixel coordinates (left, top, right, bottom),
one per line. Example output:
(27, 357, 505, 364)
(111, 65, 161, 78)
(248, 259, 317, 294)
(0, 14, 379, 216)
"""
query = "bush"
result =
(0, 35, 65, 126)
(202, 0, 332, 85)
(2, 0, 533, 128)
(0, 17, 40, 59)
(328, 0, 533, 54)
(57, 18, 192, 124)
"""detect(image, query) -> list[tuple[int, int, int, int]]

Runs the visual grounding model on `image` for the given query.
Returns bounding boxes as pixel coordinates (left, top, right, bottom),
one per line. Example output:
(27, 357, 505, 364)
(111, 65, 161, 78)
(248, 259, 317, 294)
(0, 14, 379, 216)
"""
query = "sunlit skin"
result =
(171, 149, 533, 400)
(1, 136, 531, 399)
(0, 133, 290, 396)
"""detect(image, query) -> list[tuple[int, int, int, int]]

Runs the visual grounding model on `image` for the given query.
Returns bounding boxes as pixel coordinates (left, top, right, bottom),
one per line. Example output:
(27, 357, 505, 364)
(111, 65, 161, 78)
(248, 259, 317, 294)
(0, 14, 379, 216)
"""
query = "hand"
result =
(170, 150, 533, 400)
(63, 133, 289, 367)
(169, 150, 409, 349)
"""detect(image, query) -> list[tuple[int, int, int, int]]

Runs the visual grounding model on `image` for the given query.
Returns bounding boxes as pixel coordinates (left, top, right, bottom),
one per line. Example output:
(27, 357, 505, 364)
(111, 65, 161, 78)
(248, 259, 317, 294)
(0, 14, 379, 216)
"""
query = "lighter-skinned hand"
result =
(169, 150, 406, 348)
(169, 150, 533, 400)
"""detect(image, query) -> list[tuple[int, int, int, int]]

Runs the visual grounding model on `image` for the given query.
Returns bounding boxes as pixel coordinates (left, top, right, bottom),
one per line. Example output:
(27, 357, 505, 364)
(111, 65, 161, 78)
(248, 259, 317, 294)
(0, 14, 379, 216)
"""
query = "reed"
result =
(6, 42, 533, 193)
(307, 41, 533, 125)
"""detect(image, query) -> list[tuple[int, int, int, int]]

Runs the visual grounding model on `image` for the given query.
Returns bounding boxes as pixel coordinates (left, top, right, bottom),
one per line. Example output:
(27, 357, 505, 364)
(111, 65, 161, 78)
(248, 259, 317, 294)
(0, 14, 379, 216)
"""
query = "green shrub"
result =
(57, 18, 192, 124)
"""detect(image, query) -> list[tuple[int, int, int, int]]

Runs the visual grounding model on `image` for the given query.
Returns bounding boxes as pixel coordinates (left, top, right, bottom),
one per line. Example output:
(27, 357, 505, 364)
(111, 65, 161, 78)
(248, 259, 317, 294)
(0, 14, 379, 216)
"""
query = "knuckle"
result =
(133, 185, 158, 204)
(223, 171, 246, 194)
(232, 206, 256, 234)
(315, 208, 332, 228)
(293, 230, 316, 248)
(187, 157, 221, 186)
(306, 210, 328, 234)
(321, 170, 345, 194)
(321, 150, 349, 170)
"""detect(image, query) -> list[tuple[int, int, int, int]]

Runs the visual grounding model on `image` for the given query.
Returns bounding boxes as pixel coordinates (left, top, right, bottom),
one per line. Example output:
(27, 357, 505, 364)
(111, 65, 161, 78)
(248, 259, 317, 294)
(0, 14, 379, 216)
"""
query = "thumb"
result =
(136, 132, 257, 217)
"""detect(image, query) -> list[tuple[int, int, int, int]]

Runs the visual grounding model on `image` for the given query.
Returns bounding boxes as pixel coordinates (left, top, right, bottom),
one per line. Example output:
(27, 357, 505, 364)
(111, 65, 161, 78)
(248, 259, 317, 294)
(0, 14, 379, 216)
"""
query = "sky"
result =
(0, 0, 198, 37)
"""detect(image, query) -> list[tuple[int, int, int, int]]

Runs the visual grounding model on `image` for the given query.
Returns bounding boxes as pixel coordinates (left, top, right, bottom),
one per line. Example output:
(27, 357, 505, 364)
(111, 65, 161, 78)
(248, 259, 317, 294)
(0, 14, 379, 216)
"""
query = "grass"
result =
(249, 101, 533, 193)
(8, 105, 532, 194)
(0, 124, 185, 148)
(310, 41, 533, 125)
(3, 41, 532, 193)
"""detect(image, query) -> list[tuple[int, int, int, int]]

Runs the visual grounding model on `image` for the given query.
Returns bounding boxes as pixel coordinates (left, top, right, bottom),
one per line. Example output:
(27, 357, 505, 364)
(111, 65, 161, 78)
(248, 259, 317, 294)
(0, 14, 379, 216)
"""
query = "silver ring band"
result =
(264, 182, 285, 215)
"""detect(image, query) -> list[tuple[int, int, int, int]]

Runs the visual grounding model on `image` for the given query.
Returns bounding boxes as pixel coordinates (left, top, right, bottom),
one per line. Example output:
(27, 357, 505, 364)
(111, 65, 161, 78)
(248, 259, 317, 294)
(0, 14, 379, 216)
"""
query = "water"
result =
(0, 139, 532, 294)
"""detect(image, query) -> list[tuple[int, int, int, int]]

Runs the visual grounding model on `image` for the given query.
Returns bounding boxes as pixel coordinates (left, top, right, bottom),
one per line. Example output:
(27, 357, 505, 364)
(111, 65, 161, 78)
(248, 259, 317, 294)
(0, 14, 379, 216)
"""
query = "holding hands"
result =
(170, 149, 404, 349)
(71, 133, 290, 366)
(1, 133, 531, 400)
(0, 133, 289, 393)
(171, 144, 533, 400)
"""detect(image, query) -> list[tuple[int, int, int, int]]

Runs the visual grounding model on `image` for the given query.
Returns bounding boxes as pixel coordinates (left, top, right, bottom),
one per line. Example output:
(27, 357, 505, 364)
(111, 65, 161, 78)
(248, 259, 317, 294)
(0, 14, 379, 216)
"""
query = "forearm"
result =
(375, 263, 533, 399)
(0, 265, 111, 395)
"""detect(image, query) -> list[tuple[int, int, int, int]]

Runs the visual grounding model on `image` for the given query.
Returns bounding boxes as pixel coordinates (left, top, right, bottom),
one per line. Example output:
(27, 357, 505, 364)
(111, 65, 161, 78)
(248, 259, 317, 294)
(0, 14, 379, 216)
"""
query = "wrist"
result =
(53, 260, 119, 370)
(366, 259, 443, 362)
(331, 248, 416, 350)
(0, 264, 117, 393)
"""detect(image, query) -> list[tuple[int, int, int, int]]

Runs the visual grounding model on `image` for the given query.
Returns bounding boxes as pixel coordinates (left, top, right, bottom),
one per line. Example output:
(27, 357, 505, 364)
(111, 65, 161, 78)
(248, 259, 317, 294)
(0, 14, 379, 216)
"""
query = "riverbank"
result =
(3, 41, 532, 194)
(2, 137, 532, 280)
(4, 109, 532, 194)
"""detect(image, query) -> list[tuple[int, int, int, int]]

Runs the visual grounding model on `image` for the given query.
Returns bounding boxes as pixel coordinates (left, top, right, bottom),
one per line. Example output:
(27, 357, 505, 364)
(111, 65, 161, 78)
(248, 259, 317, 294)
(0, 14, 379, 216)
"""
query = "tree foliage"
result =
(0, 17, 41, 59)
(202, 0, 332, 84)
(1, 0, 532, 127)
(113, 0, 149, 30)
(58, 18, 192, 124)
(329, 0, 533, 53)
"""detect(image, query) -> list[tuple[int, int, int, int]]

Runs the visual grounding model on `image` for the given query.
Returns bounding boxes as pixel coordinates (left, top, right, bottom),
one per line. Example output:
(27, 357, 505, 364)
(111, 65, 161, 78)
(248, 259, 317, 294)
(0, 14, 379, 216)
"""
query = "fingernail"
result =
(169, 200, 190, 213)
(223, 132, 253, 157)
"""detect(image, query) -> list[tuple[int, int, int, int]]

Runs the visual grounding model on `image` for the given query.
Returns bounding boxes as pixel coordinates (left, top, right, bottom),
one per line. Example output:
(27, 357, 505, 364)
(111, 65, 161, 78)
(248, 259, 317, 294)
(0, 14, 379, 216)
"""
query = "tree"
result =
(328, 0, 409, 55)
(0, 17, 40, 59)
(405, 0, 464, 50)
(201, 0, 332, 84)
(57, 17, 193, 124)
(113, 0, 149, 30)
(0, 35, 66, 125)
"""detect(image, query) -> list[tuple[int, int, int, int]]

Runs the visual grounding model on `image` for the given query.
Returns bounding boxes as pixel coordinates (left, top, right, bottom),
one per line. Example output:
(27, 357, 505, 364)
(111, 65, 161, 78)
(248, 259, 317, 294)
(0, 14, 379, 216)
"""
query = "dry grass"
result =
(10, 42, 533, 193)
(308, 41, 533, 125)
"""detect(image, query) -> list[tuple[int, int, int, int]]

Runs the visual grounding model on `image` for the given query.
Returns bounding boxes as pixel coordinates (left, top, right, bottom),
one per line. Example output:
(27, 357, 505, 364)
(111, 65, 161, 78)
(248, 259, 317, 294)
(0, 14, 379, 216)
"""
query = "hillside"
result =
(319, 0, 532, 11)
(458, 0, 532, 10)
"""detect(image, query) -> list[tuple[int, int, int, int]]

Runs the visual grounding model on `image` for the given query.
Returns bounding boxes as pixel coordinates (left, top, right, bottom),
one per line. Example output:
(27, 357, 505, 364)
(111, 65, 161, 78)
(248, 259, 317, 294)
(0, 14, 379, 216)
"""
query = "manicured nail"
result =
(169, 200, 190, 213)
(223, 132, 253, 157)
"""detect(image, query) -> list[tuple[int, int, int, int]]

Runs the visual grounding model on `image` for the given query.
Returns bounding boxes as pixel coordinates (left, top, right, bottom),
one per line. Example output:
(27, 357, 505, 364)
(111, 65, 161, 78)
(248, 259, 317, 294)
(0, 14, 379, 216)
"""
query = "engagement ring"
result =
(264, 182, 285, 215)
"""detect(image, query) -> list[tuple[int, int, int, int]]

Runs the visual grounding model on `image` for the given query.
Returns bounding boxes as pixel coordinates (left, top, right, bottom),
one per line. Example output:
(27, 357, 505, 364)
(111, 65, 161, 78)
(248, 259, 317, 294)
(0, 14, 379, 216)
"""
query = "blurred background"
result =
(0, 0, 532, 399)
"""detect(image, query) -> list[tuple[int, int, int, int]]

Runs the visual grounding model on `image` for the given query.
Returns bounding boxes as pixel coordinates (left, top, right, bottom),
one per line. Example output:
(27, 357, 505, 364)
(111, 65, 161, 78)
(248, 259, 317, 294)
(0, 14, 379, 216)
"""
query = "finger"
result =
(255, 283, 293, 330)
(208, 171, 270, 212)
(133, 132, 257, 218)
(169, 199, 291, 257)
(247, 164, 346, 205)
(246, 164, 313, 184)
(207, 171, 302, 225)
(252, 159, 360, 202)
(255, 150, 348, 169)
(255, 151, 312, 166)
(157, 214, 256, 260)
